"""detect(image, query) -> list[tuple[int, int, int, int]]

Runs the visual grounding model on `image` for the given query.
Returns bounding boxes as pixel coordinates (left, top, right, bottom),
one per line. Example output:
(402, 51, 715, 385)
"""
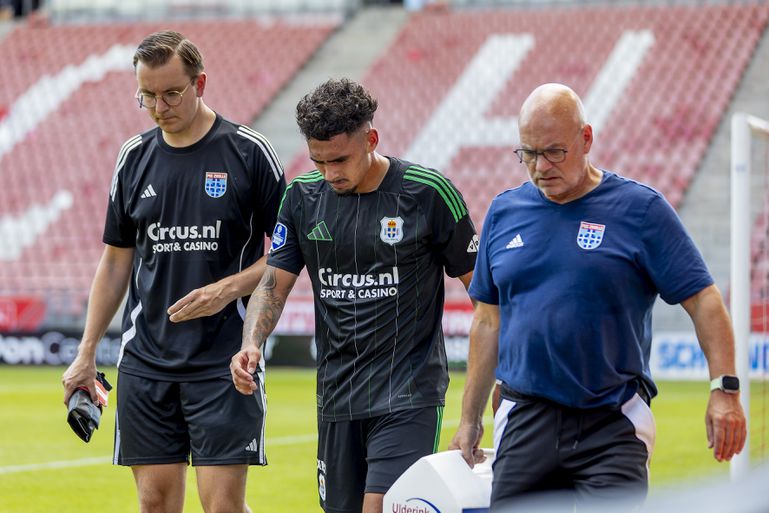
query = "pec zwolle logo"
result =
(380, 216, 404, 245)
(317, 459, 326, 502)
(576, 221, 605, 250)
(204, 172, 228, 198)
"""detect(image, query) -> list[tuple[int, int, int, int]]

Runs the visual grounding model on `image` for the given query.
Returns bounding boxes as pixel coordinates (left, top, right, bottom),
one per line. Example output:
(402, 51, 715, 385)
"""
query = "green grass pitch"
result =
(0, 366, 761, 513)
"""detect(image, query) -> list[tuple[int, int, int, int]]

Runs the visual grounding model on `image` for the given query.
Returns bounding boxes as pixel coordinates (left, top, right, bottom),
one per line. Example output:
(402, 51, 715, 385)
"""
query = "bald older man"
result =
(450, 83, 746, 510)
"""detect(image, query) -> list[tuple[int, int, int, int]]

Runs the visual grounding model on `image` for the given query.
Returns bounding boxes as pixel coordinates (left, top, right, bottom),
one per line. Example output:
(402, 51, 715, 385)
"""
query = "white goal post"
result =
(730, 112, 769, 479)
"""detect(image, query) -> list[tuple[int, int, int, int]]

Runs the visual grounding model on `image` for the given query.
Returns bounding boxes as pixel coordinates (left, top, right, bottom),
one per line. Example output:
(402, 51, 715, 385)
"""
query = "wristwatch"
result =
(710, 375, 740, 394)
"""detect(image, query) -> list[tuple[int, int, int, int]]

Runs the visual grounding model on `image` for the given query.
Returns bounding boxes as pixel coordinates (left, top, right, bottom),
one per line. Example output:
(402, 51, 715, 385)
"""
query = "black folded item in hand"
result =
(66, 371, 112, 443)
(67, 389, 101, 442)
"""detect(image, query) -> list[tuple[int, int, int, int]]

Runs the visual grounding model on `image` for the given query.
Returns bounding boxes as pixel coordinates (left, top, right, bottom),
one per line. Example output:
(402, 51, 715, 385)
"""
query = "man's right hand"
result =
(230, 345, 262, 395)
(448, 421, 486, 468)
(61, 354, 98, 405)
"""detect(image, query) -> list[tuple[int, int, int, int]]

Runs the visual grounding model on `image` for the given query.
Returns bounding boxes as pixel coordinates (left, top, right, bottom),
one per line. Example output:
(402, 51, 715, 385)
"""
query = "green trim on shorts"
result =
(433, 405, 444, 453)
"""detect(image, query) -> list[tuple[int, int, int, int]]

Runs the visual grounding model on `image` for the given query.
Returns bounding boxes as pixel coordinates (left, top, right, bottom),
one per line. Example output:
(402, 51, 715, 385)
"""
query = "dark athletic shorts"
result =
(113, 371, 267, 466)
(317, 406, 444, 513)
(491, 386, 654, 512)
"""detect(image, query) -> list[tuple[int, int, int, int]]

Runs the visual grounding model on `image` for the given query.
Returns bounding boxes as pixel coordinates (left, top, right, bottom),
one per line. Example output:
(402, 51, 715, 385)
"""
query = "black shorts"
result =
(491, 387, 654, 512)
(317, 406, 444, 513)
(113, 371, 267, 466)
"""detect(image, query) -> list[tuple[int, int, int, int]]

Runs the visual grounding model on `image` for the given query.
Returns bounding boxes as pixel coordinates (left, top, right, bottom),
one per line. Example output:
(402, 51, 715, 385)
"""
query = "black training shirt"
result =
(104, 114, 286, 380)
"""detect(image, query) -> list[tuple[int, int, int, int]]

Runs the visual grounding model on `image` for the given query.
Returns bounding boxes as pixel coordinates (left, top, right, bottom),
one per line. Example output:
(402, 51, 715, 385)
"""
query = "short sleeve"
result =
(102, 173, 136, 248)
(266, 184, 305, 275)
(427, 174, 478, 278)
(639, 194, 713, 304)
(248, 133, 287, 238)
(468, 203, 500, 305)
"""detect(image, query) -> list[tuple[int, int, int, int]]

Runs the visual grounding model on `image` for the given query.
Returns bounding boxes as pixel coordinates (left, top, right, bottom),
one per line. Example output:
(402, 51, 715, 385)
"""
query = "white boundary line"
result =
(0, 417, 491, 475)
(0, 433, 314, 475)
(0, 456, 108, 475)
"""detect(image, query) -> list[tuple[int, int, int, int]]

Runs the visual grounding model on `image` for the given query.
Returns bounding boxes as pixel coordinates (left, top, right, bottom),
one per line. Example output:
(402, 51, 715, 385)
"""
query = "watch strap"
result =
(710, 375, 739, 393)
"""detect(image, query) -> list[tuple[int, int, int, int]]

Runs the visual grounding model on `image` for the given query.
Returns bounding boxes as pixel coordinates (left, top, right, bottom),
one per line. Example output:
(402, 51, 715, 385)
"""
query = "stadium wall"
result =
(2, 330, 767, 380)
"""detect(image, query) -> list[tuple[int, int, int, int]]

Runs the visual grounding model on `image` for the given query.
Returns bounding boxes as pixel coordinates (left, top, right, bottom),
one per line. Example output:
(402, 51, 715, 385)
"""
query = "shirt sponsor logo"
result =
(380, 216, 404, 245)
(318, 267, 400, 300)
(576, 221, 605, 250)
(271, 223, 287, 252)
(204, 172, 228, 198)
(146, 220, 221, 253)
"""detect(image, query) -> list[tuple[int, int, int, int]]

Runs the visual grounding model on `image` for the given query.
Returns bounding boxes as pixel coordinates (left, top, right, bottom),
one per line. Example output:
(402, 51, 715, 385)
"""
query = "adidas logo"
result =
(245, 438, 259, 452)
(307, 221, 332, 241)
(506, 234, 524, 249)
(467, 234, 480, 253)
(140, 184, 157, 198)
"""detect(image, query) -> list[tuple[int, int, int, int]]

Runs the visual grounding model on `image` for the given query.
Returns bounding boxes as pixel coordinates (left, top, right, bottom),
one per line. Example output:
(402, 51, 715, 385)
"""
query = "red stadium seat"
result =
(278, 3, 769, 322)
(0, 18, 338, 322)
(4, 4, 769, 327)
(343, 3, 769, 222)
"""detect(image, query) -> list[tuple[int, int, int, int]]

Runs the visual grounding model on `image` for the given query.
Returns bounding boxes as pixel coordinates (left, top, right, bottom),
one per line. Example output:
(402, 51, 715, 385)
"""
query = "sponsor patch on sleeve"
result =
(270, 223, 288, 253)
(467, 234, 480, 253)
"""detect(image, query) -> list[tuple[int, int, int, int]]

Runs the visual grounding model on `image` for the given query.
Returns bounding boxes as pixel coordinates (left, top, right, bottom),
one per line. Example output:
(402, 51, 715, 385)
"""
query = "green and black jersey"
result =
(268, 157, 477, 421)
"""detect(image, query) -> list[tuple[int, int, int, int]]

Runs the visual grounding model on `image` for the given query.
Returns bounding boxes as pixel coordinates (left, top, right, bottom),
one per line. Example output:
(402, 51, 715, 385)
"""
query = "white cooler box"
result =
(383, 449, 494, 513)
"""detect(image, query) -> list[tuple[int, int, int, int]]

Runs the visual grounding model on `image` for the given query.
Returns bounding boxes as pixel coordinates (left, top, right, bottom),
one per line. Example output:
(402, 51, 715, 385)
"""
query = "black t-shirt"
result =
(268, 157, 477, 421)
(104, 114, 286, 380)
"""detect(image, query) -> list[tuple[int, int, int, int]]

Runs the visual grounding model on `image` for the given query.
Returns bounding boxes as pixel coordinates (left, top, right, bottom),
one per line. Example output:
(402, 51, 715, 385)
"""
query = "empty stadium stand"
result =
(3, 2, 769, 331)
(283, 2, 769, 309)
(46, 0, 358, 21)
(0, 17, 339, 325)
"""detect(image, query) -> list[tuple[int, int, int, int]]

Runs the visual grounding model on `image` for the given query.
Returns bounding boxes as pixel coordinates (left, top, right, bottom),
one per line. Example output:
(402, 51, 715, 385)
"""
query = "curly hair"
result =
(133, 30, 204, 79)
(296, 78, 378, 140)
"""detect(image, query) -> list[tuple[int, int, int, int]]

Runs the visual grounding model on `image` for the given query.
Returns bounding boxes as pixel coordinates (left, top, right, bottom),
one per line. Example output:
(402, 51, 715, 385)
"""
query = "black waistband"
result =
(634, 378, 651, 406)
(500, 378, 651, 409)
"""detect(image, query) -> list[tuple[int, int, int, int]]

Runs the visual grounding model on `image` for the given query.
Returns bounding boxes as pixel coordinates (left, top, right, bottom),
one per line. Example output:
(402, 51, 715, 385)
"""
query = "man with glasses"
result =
(62, 31, 285, 513)
(450, 83, 745, 511)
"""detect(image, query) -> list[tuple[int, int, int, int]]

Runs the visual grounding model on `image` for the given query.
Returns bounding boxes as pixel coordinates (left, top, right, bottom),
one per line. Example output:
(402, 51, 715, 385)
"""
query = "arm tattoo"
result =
(242, 267, 287, 349)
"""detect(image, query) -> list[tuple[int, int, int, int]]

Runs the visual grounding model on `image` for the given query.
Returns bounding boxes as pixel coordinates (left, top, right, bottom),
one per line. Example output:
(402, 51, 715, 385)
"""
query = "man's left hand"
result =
(706, 390, 747, 462)
(168, 282, 231, 322)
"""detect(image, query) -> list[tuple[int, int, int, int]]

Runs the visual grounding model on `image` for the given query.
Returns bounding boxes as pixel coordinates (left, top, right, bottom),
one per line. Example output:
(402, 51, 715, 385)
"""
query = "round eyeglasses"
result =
(136, 81, 193, 109)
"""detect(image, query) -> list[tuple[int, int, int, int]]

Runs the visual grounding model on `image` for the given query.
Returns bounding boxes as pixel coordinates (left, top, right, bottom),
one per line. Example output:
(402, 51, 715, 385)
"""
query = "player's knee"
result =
(200, 497, 249, 513)
(133, 466, 185, 513)
(137, 489, 179, 513)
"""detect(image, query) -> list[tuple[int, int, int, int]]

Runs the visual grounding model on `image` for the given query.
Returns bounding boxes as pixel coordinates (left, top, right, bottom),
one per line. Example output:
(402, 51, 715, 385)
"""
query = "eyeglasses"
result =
(513, 148, 569, 165)
(514, 129, 585, 165)
(136, 81, 193, 109)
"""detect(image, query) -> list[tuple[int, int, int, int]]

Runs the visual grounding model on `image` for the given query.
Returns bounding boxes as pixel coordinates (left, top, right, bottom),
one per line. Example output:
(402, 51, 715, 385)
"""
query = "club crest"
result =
(380, 216, 404, 245)
(204, 172, 228, 198)
(577, 221, 605, 250)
